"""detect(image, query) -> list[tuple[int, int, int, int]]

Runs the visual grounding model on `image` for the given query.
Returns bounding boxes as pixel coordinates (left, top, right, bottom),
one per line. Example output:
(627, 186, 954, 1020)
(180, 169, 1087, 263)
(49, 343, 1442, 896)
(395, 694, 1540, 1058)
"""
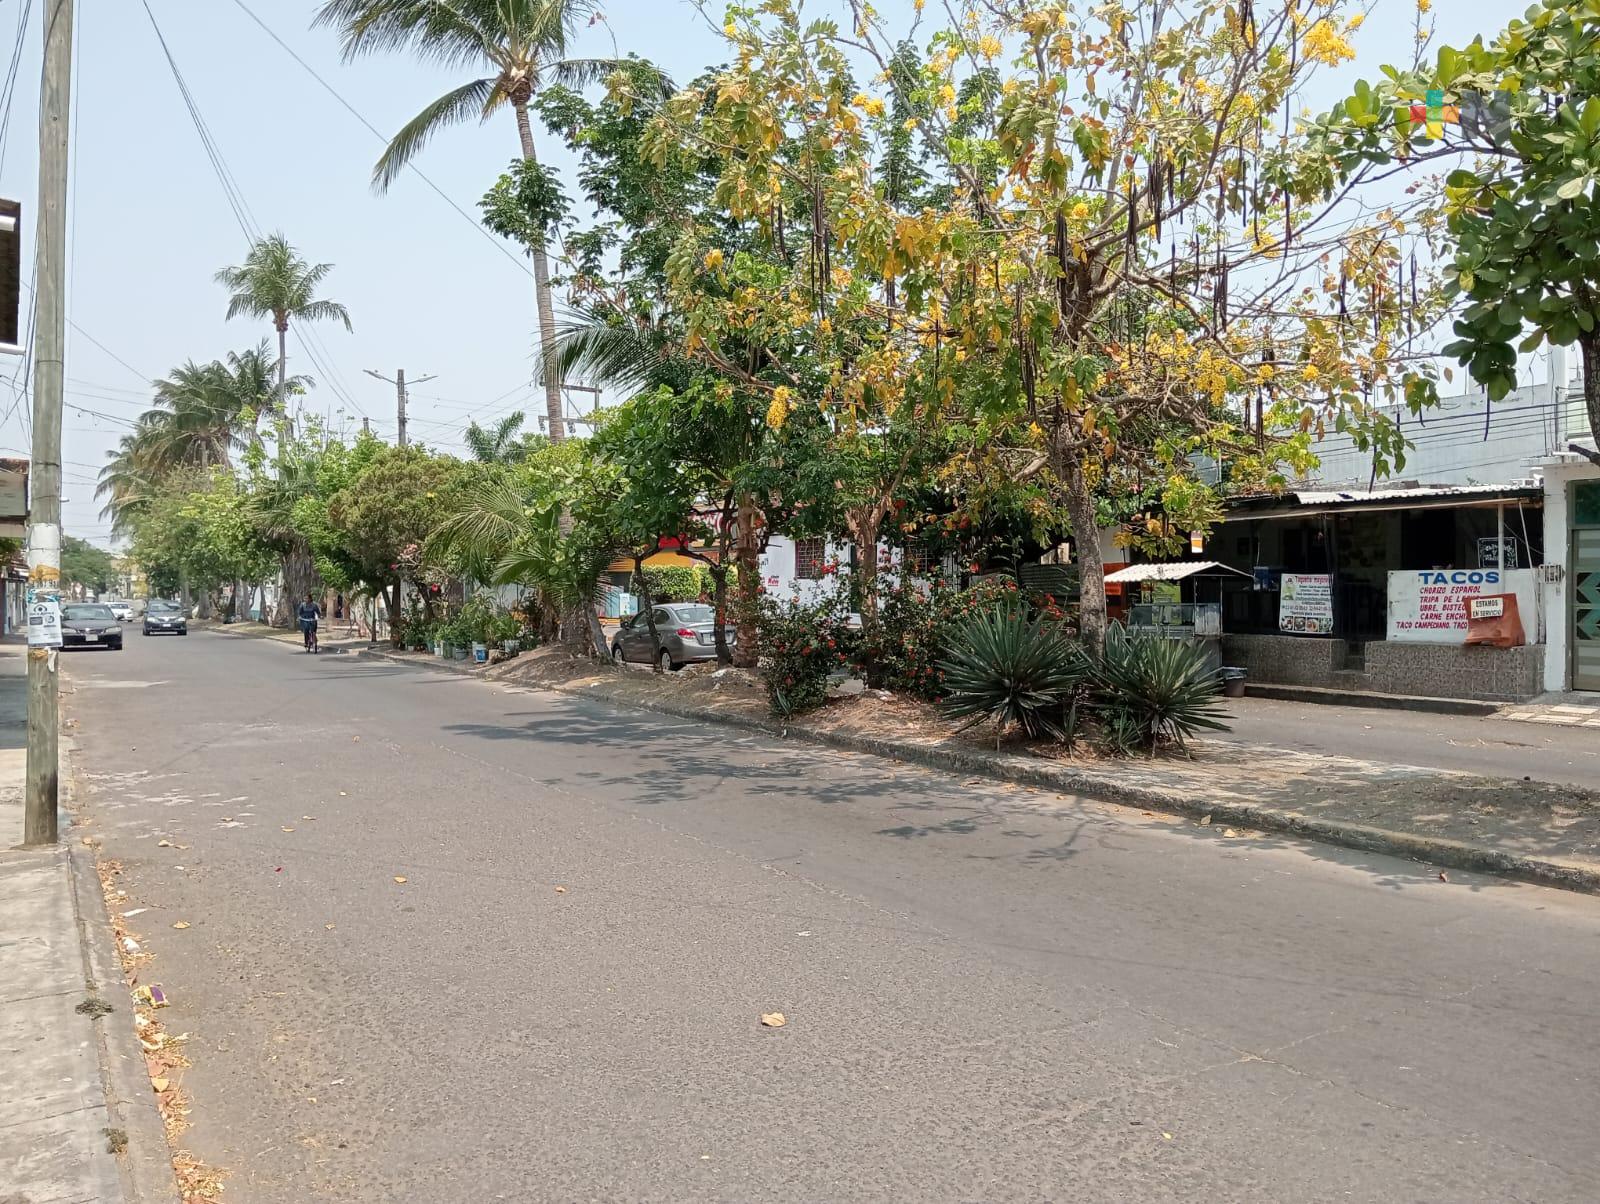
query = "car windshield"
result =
(672, 605, 715, 624)
(148, 601, 179, 613)
(63, 605, 115, 622)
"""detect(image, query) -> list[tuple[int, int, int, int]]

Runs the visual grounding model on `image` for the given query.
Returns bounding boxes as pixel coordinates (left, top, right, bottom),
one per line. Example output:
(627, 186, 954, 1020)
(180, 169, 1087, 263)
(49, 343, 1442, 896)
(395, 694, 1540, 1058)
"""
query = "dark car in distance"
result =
(143, 600, 188, 637)
(61, 603, 123, 650)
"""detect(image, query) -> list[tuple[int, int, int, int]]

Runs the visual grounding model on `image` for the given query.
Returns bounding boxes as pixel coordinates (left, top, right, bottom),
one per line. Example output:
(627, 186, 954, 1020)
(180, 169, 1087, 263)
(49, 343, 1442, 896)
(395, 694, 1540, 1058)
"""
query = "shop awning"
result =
(1103, 561, 1252, 584)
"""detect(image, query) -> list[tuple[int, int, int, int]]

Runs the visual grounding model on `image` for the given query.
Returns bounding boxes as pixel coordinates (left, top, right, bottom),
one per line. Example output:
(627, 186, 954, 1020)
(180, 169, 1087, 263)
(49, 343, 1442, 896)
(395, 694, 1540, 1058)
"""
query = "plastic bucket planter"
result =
(452, 645, 469, 661)
(1221, 667, 1247, 698)
(472, 642, 489, 664)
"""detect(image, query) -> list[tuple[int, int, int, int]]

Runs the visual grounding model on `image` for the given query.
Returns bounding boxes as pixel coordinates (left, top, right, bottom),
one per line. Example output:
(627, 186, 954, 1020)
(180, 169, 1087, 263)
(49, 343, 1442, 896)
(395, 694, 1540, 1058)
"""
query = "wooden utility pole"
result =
(365, 368, 434, 448)
(24, 0, 73, 846)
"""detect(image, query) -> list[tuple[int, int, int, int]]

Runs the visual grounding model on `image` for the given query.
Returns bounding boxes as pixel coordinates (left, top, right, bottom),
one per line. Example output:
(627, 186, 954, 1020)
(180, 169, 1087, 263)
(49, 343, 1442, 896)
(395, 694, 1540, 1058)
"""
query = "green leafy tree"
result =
(61, 535, 118, 596)
(326, 444, 467, 632)
(1307, 0, 1600, 448)
(215, 234, 352, 412)
(314, 0, 634, 444)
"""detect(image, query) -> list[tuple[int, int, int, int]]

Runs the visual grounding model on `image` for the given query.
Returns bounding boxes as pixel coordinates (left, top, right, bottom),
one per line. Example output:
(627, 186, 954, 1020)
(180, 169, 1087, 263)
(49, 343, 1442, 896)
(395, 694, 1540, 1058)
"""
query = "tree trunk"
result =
(178, 567, 191, 618)
(276, 321, 292, 440)
(513, 100, 566, 444)
(733, 493, 762, 669)
(633, 556, 664, 671)
(849, 509, 885, 685)
(1580, 329, 1600, 447)
(1059, 446, 1107, 653)
(709, 564, 732, 666)
(276, 542, 319, 629)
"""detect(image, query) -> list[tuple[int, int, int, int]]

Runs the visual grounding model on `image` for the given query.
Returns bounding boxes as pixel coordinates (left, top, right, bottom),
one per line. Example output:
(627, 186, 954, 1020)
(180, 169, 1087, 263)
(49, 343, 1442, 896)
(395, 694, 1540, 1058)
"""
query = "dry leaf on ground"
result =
(392, 876, 408, 884)
(1199, 815, 1213, 826)
(554, 885, 567, 894)
(171, 922, 190, 930)
(281, 826, 295, 833)
(760, 1012, 787, 1028)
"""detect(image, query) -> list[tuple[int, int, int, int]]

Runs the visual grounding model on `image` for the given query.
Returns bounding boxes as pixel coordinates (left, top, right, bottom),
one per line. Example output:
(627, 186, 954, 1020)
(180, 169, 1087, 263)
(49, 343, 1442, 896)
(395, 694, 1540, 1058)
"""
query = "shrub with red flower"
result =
(757, 583, 861, 717)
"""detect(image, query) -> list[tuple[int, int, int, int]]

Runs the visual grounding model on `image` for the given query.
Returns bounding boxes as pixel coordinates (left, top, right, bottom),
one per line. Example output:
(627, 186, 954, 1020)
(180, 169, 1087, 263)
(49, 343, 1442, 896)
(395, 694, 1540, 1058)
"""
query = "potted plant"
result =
(491, 612, 521, 655)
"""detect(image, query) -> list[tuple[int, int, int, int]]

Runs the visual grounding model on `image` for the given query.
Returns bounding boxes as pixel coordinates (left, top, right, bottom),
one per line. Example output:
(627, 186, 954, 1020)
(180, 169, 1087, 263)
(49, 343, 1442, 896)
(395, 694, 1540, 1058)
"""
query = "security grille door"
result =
(1575, 482, 1600, 691)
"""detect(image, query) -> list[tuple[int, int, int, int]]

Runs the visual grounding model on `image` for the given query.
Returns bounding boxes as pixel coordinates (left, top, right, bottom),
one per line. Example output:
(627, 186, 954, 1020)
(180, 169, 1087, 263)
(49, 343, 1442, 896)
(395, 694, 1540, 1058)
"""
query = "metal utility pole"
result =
(24, 0, 73, 846)
(365, 368, 434, 448)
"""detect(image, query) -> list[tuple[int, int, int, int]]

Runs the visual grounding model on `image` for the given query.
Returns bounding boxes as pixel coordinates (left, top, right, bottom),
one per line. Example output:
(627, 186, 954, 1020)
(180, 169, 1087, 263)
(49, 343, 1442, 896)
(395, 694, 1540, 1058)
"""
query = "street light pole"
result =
(24, 0, 73, 846)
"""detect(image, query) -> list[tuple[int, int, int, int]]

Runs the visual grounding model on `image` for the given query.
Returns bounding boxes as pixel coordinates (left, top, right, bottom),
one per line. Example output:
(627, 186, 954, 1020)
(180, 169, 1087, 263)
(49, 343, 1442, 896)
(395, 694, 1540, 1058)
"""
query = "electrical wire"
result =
(0, 0, 35, 175)
(225, 0, 535, 281)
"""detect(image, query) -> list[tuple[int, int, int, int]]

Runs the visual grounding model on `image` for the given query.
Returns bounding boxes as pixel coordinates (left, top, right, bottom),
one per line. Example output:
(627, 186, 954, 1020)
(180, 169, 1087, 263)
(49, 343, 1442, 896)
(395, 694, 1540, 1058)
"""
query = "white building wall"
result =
(1310, 372, 1586, 489)
(1541, 454, 1600, 693)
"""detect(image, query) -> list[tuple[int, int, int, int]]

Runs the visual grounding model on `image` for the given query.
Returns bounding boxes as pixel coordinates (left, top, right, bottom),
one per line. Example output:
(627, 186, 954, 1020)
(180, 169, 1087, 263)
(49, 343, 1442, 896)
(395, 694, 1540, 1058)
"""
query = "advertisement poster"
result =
(27, 599, 62, 648)
(1278, 573, 1334, 634)
(1387, 568, 1539, 644)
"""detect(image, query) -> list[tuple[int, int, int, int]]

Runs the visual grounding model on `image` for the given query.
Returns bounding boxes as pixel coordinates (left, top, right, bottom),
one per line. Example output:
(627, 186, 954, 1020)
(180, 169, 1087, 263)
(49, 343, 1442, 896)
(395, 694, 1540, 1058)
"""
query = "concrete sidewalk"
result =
(0, 639, 177, 1203)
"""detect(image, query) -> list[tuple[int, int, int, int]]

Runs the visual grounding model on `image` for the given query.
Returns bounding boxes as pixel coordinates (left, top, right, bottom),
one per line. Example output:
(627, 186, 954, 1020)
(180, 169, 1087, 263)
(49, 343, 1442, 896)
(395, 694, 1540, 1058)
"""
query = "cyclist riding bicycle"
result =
(297, 593, 322, 653)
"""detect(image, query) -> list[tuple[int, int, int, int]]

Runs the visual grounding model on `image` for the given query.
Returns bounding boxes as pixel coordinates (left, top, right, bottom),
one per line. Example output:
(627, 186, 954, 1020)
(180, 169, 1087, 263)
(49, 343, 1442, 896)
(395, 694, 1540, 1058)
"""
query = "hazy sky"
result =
(0, 0, 1519, 547)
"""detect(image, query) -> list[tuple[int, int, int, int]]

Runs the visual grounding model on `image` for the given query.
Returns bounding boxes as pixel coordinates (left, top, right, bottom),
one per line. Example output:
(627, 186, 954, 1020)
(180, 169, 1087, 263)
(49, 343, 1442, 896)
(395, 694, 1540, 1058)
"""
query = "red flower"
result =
(969, 562, 980, 573)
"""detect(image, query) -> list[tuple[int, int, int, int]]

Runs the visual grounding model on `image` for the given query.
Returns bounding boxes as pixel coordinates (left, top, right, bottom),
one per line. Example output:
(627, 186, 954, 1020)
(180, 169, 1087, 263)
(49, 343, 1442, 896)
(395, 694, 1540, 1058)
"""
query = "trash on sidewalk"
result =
(137, 984, 169, 1008)
(760, 1011, 787, 1028)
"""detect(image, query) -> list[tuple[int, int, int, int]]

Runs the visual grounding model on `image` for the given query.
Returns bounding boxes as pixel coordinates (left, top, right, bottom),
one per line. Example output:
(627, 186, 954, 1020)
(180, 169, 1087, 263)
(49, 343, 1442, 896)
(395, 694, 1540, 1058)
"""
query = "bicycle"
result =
(302, 622, 319, 654)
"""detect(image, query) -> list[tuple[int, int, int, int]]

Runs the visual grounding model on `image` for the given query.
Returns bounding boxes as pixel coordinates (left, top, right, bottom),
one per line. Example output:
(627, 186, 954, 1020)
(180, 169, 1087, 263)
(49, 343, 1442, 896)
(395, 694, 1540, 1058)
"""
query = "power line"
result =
(0, 0, 34, 174)
(225, 0, 534, 280)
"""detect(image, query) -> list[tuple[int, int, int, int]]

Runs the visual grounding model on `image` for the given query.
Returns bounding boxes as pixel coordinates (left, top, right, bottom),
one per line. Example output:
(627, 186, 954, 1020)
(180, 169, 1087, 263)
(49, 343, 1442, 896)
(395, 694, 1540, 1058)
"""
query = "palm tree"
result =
(215, 234, 351, 418)
(463, 411, 532, 464)
(137, 342, 295, 473)
(314, 0, 633, 444)
(95, 433, 163, 540)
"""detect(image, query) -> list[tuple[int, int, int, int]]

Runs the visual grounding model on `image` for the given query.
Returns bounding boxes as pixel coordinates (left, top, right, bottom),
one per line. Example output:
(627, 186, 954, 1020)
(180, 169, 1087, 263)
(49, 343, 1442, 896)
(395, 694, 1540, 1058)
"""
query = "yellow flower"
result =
(938, 83, 956, 105)
(1070, 200, 1089, 219)
(724, 22, 737, 37)
(1302, 20, 1356, 66)
(977, 35, 1003, 60)
(862, 95, 885, 118)
(703, 248, 725, 271)
(1301, 364, 1321, 383)
(766, 386, 792, 430)
(1417, 0, 1431, 11)
(914, 0, 925, 9)
(1347, 14, 1365, 31)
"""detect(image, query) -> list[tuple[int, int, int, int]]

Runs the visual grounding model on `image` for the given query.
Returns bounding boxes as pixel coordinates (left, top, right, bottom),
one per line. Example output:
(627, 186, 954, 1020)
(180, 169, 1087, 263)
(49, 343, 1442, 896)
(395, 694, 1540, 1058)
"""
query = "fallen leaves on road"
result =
(281, 826, 295, 833)
(151, 1076, 170, 1093)
(1438, 871, 1449, 882)
(554, 885, 567, 894)
(393, 876, 408, 884)
(339, 791, 348, 797)
(760, 1012, 787, 1028)
(324, 923, 336, 930)
(171, 922, 190, 930)
(1223, 828, 1238, 838)
(1199, 815, 1213, 827)
(157, 839, 172, 848)
(301, 815, 316, 821)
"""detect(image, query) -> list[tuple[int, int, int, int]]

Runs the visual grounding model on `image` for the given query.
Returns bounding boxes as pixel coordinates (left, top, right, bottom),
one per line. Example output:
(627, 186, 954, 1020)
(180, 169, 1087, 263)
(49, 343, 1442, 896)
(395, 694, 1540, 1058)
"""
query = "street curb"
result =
(1244, 682, 1502, 716)
(62, 756, 183, 1204)
(355, 648, 1600, 897)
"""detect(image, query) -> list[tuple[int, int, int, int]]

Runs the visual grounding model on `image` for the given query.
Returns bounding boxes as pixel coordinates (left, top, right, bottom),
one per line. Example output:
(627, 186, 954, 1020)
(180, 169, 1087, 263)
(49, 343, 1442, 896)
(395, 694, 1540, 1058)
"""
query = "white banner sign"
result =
(27, 599, 61, 648)
(1387, 568, 1540, 644)
(1279, 573, 1334, 635)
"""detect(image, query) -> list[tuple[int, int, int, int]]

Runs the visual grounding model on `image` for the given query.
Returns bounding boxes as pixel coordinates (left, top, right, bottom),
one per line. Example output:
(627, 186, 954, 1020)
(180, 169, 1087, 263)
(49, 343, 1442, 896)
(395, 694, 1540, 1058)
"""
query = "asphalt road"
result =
(63, 631, 1600, 1202)
(1213, 697, 1600, 789)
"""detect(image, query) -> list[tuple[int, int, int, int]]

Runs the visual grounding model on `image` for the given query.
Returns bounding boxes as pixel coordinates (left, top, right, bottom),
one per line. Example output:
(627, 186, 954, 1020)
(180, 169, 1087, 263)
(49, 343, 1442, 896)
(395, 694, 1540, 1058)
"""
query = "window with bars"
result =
(794, 537, 827, 580)
(900, 547, 936, 577)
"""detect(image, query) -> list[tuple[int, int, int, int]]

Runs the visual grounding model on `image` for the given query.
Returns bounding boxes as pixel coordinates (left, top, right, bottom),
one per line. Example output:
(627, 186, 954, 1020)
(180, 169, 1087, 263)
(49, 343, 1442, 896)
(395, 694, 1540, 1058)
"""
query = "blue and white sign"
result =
(1387, 568, 1539, 644)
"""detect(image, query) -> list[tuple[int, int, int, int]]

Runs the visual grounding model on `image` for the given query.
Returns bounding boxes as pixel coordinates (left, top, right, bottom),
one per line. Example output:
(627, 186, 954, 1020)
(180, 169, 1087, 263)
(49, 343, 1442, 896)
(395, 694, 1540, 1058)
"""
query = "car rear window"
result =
(672, 605, 715, 624)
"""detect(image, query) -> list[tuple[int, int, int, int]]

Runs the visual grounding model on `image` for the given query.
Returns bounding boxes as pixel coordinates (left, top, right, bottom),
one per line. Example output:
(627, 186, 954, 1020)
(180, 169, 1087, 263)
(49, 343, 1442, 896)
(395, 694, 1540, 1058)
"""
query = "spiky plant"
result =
(938, 603, 1085, 743)
(1091, 623, 1229, 752)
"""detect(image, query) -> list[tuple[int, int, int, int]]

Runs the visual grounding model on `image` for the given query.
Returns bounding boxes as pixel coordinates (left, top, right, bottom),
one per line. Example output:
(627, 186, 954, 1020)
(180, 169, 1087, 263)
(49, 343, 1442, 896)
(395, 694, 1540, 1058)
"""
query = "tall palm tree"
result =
(215, 234, 351, 419)
(137, 343, 295, 473)
(314, 0, 632, 444)
(463, 411, 531, 463)
(95, 433, 163, 540)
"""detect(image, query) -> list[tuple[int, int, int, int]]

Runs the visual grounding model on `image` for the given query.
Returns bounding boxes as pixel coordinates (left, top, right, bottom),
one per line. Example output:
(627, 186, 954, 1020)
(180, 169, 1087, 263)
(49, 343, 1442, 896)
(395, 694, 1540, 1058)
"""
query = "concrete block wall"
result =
(1222, 633, 1541, 701)
(1221, 634, 1345, 686)
(1363, 641, 1542, 702)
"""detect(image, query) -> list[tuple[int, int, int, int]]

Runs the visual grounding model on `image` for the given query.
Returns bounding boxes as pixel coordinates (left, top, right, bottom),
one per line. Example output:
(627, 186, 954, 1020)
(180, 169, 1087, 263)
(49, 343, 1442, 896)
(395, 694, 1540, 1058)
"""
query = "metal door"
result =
(1573, 481, 1600, 691)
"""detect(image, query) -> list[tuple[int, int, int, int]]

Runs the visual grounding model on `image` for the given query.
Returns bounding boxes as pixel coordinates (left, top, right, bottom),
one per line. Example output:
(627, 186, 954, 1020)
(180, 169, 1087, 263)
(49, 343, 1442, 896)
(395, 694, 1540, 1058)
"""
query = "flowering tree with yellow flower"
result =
(646, 0, 1443, 647)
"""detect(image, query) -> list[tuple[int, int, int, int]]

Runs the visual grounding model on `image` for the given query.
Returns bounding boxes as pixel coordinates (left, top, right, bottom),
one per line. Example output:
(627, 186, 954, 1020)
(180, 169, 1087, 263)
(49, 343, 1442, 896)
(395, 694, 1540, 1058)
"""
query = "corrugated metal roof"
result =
(1103, 561, 1251, 584)
(1225, 482, 1542, 516)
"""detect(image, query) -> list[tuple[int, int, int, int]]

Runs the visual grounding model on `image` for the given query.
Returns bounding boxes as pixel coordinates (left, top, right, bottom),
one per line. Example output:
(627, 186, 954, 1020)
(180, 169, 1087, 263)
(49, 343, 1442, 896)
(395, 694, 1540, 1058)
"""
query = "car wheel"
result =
(611, 643, 626, 664)
(659, 649, 675, 673)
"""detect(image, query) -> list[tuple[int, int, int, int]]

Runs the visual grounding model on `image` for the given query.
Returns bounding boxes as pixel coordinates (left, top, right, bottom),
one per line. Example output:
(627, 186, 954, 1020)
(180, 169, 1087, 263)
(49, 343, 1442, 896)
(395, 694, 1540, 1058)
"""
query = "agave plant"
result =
(938, 603, 1086, 743)
(1091, 623, 1229, 752)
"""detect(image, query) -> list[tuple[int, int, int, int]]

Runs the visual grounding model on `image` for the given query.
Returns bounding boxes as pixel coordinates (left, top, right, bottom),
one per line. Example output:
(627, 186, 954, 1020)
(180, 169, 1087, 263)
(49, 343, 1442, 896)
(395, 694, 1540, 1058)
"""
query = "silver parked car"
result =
(611, 603, 734, 671)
